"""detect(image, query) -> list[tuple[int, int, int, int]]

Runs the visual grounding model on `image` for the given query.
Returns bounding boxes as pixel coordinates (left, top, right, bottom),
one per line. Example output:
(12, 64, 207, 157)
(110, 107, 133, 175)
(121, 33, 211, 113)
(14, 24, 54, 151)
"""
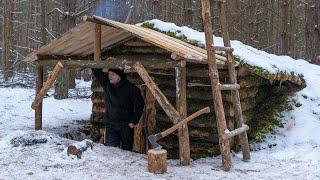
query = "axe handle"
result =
(160, 107, 210, 138)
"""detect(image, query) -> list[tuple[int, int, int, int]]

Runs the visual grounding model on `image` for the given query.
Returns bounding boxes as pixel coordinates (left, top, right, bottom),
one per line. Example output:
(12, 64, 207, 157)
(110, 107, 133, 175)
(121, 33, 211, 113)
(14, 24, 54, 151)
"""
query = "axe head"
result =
(148, 133, 163, 150)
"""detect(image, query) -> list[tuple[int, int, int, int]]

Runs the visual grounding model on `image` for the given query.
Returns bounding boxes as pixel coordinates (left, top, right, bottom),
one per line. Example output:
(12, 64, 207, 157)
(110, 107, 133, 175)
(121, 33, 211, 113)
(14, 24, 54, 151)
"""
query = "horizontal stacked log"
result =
(90, 41, 278, 159)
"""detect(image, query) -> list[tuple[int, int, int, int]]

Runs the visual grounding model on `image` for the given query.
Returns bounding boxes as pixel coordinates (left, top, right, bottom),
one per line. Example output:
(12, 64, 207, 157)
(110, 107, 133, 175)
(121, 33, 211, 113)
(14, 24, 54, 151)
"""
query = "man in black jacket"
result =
(92, 68, 145, 151)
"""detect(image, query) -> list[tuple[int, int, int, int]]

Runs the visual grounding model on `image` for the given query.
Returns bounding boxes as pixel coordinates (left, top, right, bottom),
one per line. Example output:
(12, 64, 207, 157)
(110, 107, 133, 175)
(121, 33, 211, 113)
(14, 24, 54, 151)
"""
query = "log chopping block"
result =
(147, 149, 167, 174)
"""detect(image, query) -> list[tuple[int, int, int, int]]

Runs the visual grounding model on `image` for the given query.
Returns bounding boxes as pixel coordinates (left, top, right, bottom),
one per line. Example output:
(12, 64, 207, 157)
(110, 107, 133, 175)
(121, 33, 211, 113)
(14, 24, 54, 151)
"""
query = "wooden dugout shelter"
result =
(26, 15, 304, 168)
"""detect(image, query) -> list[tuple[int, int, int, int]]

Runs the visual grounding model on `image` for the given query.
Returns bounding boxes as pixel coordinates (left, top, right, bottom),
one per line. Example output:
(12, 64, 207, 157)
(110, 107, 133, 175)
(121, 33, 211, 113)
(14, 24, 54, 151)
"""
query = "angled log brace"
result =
(31, 62, 63, 109)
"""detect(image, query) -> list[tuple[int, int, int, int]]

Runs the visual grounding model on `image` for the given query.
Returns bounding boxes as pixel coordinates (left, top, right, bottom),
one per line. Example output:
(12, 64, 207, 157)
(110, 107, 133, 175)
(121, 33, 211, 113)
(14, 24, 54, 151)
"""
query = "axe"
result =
(148, 107, 210, 150)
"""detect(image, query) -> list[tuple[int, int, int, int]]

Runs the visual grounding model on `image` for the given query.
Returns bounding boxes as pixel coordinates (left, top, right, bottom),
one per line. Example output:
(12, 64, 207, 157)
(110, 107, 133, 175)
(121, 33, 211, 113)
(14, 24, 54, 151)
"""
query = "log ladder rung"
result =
(218, 83, 240, 90)
(222, 124, 249, 140)
(212, 45, 233, 52)
(216, 0, 227, 3)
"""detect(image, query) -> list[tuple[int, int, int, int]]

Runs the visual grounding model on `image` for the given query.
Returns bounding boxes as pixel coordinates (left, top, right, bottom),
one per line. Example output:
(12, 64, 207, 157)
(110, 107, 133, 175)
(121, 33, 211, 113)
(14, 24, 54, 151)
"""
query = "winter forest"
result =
(0, 0, 320, 179)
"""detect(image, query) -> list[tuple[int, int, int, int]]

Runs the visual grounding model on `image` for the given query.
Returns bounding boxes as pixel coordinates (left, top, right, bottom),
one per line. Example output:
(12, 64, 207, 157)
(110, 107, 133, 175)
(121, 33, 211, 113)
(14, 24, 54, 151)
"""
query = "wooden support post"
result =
(175, 60, 190, 165)
(94, 24, 101, 61)
(147, 149, 167, 174)
(134, 62, 180, 123)
(145, 88, 156, 150)
(201, 0, 232, 171)
(32, 62, 64, 109)
(133, 86, 147, 153)
(217, 1, 250, 161)
(35, 64, 43, 130)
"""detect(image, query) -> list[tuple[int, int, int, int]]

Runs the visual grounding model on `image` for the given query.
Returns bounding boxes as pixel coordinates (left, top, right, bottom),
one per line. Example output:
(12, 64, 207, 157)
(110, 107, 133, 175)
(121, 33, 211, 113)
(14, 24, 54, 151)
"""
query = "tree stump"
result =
(147, 149, 167, 174)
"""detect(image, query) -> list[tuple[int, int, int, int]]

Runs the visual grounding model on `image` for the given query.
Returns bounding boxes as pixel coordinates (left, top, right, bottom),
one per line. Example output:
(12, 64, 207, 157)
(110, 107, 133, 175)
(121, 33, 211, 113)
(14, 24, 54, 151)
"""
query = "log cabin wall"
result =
(90, 40, 292, 159)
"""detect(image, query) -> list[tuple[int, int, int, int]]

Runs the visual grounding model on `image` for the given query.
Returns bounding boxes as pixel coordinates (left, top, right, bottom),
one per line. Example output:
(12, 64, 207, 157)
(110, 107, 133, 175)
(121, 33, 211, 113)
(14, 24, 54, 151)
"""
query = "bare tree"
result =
(305, 0, 320, 64)
(1, 0, 13, 81)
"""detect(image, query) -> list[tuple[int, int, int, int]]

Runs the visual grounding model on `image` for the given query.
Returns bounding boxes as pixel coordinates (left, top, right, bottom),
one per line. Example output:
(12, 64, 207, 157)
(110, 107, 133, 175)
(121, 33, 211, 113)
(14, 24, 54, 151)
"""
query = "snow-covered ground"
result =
(0, 80, 319, 179)
(1, 21, 320, 179)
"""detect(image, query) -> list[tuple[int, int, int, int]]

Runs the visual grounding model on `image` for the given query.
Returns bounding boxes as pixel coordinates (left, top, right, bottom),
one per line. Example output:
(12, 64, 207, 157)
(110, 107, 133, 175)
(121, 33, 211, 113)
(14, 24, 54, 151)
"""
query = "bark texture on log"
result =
(148, 149, 167, 174)
(176, 60, 190, 165)
(201, 0, 232, 171)
(35, 64, 43, 130)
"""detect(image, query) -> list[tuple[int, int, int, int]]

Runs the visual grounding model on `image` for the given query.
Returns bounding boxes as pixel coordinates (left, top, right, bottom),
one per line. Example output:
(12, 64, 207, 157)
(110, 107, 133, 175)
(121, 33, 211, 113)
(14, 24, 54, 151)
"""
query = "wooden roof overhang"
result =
(25, 16, 228, 69)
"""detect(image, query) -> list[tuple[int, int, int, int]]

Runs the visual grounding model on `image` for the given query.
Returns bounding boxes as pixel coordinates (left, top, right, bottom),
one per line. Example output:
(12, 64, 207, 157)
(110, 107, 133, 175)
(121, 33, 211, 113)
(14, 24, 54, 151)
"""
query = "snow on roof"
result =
(139, 19, 307, 85)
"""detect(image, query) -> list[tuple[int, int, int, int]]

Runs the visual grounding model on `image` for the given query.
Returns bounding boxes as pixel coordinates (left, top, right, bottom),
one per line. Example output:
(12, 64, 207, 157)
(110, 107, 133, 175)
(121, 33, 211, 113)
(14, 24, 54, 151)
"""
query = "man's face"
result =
(108, 71, 121, 84)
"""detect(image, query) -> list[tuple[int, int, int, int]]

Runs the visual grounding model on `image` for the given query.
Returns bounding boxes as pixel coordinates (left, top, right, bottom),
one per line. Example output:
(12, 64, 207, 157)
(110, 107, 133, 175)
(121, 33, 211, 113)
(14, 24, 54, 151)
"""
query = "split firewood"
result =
(67, 139, 93, 159)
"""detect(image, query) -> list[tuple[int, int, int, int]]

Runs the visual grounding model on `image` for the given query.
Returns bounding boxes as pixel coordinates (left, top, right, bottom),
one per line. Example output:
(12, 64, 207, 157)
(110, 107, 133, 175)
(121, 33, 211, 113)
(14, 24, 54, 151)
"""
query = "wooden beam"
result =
(35, 64, 43, 130)
(36, 54, 91, 61)
(134, 62, 180, 123)
(83, 15, 117, 28)
(32, 62, 64, 109)
(37, 59, 179, 70)
(176, 59, 190, 166)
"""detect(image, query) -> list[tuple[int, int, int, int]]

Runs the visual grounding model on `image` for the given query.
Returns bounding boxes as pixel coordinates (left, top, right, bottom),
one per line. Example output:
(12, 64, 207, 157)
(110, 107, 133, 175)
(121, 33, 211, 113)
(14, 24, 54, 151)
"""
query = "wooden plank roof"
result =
(24, 16, 304, 86)
(25, 16, 227, 65)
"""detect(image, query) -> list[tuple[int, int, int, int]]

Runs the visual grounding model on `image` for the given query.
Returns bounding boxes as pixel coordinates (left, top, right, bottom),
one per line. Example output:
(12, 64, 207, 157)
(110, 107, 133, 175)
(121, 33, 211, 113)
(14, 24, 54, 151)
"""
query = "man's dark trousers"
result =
(105, 123, 134, 151)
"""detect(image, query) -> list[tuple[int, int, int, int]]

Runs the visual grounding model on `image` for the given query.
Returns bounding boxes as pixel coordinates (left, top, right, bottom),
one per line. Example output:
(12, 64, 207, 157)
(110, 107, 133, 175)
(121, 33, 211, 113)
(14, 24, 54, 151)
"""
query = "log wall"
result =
(90, 42, 282, 159)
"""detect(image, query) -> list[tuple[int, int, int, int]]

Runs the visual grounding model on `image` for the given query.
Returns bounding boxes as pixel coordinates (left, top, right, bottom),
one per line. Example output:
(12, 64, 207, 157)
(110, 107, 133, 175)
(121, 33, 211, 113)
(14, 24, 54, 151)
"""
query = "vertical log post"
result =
(133, 86, 147, 153)
(93, 23, 104, 144)
(201, 0, 232, 171)
(145, 88, 156, 151)
(94, 24, 101, 62)
(35, 64, 43, 130)
(175, 60, 190, 165)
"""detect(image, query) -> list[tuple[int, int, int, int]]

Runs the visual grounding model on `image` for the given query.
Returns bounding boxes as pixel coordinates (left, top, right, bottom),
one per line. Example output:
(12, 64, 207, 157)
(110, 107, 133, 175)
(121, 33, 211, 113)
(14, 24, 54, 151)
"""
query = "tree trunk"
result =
(1, 0, 12, 81)
(305, 0, 320, 64)
(281, 0, 290, 55)
(183, 0, 193, 27)
(54, 0, 77, 98)
(40, 0, 48, 81)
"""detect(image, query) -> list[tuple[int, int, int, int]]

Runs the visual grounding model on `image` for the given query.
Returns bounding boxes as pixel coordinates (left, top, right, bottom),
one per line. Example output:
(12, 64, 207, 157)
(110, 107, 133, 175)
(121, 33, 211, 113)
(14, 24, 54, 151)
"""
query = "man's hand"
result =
(129, 123, 135, 129)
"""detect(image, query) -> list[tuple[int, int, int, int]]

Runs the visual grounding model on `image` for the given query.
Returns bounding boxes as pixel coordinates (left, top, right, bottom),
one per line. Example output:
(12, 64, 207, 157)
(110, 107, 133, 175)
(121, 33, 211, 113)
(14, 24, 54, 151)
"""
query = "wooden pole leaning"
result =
(134, 62, 181, 124)
(31, 62, 64, 110)
(216, 1, 250, 161)
(201, 0, 232, 171)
